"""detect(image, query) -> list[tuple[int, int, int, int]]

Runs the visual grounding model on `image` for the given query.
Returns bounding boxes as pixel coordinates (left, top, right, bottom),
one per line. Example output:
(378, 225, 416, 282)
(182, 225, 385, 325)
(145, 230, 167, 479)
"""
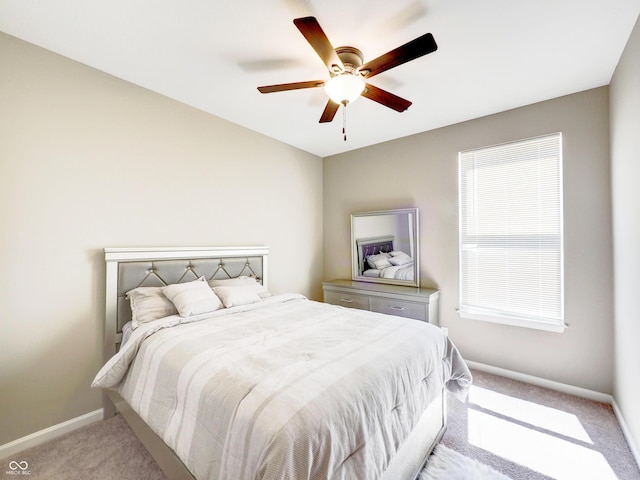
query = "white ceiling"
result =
(1, 0, 639, 157)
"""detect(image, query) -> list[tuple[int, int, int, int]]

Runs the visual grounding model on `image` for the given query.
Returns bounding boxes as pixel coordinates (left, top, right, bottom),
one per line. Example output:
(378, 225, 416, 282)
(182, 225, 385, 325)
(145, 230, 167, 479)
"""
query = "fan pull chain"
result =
(342, 101, 348, 141)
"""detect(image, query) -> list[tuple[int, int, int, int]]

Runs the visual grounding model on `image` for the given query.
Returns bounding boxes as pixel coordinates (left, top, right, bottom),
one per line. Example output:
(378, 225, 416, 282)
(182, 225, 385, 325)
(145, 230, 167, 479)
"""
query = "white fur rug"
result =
(420, 445, 512, 480)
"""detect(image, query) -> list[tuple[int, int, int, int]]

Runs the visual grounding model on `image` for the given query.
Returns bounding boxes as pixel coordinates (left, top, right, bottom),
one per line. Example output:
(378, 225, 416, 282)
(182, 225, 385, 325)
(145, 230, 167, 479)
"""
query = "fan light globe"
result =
(324, 73, 365, 105)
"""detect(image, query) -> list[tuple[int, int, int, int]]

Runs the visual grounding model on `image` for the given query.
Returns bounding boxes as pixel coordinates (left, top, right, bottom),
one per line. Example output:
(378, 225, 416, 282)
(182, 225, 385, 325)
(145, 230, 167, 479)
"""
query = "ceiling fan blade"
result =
(257, 80, 325, 94)
(293, 16, 345, 73)
(362, 83, 412, 112)
(319, 100, 340, 123)
(360, 33, 437, 78)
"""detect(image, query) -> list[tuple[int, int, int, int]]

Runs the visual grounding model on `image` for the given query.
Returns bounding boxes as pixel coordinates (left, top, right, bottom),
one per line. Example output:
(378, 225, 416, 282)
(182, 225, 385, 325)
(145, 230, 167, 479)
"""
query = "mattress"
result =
(93, 294, 471, 480)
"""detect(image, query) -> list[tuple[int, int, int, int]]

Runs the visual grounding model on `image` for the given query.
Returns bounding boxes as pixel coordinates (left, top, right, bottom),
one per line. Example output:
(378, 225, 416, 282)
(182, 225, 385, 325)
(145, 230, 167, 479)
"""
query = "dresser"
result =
(322, 279, 440, 325)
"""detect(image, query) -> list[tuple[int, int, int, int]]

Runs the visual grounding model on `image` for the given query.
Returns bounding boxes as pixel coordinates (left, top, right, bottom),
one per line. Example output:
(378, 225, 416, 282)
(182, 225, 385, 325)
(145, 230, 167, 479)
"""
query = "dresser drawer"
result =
(322, 280, 439, 324)
(324, 291, 370, 310)
(370, 297, 427, 322)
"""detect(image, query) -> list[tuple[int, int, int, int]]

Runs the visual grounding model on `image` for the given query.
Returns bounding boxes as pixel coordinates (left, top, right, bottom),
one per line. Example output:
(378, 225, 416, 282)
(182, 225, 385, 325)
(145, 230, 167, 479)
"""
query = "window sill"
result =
(459, 310, 566, 333)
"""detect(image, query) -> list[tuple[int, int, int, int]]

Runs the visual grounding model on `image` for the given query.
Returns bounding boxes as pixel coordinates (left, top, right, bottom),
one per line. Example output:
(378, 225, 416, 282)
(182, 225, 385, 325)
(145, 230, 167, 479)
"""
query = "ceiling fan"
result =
(257, 16, 438, 138)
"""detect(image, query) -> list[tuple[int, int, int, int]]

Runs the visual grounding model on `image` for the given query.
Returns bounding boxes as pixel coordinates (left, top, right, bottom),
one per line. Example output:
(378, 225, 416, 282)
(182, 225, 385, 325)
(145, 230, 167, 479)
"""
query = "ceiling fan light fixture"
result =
(324, 73, 365, 105)
(257, 18, 437, 124)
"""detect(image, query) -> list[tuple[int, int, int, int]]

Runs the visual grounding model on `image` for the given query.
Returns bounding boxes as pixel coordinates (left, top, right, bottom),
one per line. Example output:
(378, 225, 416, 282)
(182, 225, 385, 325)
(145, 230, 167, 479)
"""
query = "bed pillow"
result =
(162, 277, 223, 317)
(389, 250, 407, 257)
(367, 253, 393, 270)
(207, 276, 258, 288)
(213, 286, 262, 308)
(126, 286, 178, 330)
(208, 277, 272, 298)
(389, 253, 412, 266)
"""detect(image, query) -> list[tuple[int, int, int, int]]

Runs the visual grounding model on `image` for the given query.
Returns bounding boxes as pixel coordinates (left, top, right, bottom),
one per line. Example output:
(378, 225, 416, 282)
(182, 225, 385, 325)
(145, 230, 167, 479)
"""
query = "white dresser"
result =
(322, 279, 440, 325)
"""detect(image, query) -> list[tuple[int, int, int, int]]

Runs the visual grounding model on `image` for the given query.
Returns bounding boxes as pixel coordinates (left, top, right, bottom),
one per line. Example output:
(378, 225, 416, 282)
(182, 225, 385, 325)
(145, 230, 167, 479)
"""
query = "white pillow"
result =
(208, 277, 271, 298)
(207, 276, 258, 288)
(213, 286, 262, 308)
(389, 253, 412, 266)
(126, 286, 178, 330)
(389, 250, 407, 257)
(162, 278, 223, 317)
(367, 253, 392, 270)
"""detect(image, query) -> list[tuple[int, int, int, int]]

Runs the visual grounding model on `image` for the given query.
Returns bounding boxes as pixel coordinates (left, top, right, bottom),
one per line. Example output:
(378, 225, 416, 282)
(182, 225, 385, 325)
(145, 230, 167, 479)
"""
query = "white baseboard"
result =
(467, 360, 640, 469)
(466, 360, 613, 404)
(0, 409, 103, 461)
(611, 397, 640, 471)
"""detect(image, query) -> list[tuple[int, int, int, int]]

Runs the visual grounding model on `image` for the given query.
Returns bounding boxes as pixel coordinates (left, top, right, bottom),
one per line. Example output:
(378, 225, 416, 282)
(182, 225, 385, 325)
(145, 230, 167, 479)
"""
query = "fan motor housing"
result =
(335, 47, 364, 71)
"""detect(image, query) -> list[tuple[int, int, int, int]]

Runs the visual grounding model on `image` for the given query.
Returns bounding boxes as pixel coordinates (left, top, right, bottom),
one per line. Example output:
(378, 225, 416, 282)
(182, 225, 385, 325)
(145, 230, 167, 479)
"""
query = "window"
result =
(458, 133, 564, 332)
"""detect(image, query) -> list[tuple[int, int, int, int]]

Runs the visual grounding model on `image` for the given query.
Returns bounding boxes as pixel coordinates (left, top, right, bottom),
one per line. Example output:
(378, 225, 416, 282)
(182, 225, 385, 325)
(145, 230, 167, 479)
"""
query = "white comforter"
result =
(93, 294, 471, 480)
(363, 263, 414, 281)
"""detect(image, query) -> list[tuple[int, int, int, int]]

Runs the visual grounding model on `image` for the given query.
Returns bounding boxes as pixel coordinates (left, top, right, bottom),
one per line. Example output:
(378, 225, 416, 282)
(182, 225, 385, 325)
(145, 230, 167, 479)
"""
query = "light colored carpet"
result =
(2, 414, 165, 480)
(441, 369, 640, 480)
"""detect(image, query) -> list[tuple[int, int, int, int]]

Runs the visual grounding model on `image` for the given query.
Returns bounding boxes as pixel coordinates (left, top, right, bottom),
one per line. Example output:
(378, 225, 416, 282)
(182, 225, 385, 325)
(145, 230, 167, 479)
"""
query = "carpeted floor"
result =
(440, 369, 640, 480)
(4, 369, 639, 479)
(3, 413, 165, 480)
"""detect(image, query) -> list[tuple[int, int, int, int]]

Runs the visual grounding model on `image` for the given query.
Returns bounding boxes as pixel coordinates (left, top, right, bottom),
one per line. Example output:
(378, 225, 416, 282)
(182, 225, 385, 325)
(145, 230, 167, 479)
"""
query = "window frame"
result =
(457, 133, 565, 333)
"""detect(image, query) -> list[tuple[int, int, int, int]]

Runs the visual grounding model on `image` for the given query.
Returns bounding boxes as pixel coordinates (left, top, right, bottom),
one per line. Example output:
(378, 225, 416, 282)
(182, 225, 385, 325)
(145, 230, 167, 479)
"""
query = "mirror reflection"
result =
(351, 208, 419, 287)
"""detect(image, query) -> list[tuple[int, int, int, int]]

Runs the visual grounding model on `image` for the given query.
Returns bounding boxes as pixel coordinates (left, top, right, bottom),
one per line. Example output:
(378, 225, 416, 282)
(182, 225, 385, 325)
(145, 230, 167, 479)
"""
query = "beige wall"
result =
(610, 15, 640, 459)
(324, 87, 613, 394)
(0, 33, 323, 445)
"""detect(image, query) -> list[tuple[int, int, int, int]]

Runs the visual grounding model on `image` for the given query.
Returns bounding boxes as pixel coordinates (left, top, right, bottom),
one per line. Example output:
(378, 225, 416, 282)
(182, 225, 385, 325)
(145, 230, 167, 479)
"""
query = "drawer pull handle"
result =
(340, 298, 354, 303)
(390, 306, 405, 311)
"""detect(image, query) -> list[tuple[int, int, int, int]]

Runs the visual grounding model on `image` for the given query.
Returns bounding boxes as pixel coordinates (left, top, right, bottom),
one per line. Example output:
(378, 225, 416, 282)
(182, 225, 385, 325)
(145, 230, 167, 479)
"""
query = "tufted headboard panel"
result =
(104, 246, 269, 361)
(115, 257, 264, 332)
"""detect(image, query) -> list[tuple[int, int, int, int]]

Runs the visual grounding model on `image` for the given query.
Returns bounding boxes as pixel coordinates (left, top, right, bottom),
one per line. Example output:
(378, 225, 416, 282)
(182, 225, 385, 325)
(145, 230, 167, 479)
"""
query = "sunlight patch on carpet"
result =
(468, 385, 592, 443)
(468, 409, 617, 480)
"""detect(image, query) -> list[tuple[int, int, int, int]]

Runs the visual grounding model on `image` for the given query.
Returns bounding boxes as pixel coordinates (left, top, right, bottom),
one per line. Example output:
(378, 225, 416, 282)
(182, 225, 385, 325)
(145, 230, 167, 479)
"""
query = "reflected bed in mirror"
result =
(351, 208, 419, 287)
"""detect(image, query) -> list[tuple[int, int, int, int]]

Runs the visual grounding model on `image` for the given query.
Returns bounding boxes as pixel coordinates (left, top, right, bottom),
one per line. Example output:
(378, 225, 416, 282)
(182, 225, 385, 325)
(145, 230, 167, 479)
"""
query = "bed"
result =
(356, 236, 415, 281)
(93, 246, 471, 480)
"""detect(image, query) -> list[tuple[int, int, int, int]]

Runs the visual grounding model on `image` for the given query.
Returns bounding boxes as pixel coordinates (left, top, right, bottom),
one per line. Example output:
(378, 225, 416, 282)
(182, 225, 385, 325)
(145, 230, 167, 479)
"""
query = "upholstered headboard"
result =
(104, 246, 269, 361)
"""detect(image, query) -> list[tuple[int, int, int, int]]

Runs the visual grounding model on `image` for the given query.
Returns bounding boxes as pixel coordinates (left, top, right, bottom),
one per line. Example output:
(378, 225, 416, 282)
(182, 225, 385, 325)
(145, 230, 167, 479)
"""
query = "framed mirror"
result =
(351, 208, 419, 287)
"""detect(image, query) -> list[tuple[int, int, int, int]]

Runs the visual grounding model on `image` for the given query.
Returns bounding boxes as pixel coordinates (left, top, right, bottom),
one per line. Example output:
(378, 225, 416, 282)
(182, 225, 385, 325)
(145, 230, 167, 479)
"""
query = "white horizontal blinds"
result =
(459, 133, 563, 329)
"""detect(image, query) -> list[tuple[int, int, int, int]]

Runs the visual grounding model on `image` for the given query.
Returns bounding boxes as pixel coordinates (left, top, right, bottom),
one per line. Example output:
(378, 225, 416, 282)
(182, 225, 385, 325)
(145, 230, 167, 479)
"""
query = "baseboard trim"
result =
(466, 360, 613, 404)
(0, 409, 103, 461)
(611, 397, 640, 471)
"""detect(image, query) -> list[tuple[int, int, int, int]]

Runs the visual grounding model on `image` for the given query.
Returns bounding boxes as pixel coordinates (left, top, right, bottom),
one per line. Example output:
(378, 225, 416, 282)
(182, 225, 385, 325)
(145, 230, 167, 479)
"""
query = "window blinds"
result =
(458, 133, 564, 332)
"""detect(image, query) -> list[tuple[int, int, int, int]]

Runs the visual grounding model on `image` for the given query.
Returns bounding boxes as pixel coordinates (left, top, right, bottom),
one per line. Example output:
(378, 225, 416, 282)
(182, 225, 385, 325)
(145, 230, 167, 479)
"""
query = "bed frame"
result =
(102, 246, 445, 480)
